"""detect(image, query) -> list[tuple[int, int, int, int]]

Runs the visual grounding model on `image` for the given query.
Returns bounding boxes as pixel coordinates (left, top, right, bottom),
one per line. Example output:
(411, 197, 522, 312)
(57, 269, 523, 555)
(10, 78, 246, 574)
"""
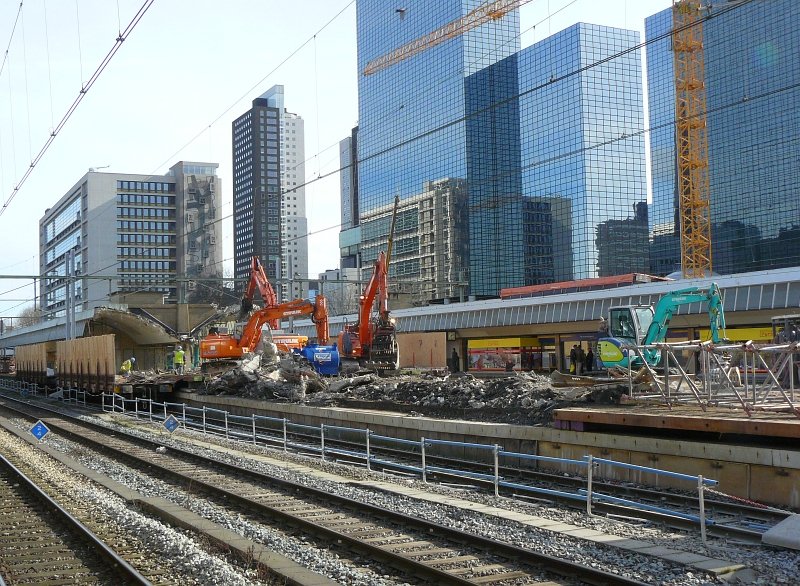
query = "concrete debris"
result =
(199, 355, 628, 425)
(327, 374, 377, 394)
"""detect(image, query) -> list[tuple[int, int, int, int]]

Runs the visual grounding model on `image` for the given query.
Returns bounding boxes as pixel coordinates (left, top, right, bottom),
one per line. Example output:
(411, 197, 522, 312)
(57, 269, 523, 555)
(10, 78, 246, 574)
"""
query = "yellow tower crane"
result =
(672, 0, 712, 278)
(362, 0, 533, 76)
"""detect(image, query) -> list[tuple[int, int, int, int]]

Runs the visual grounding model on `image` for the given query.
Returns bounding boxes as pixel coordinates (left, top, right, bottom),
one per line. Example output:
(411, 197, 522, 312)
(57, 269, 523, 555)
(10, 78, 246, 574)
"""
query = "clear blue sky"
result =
(0, 0, 671, 317)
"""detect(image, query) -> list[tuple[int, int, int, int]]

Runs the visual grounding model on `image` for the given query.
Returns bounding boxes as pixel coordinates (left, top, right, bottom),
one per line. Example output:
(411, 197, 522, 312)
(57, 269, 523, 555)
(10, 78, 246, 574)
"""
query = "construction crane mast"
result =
(672, 0, 712, 278)
(363, 0, 533, 76)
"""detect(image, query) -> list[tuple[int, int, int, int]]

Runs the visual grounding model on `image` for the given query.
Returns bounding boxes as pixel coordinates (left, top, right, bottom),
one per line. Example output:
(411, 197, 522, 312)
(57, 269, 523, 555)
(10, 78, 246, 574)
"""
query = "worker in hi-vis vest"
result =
(173, 345, 186, 374)
(119, 357, 135, 377)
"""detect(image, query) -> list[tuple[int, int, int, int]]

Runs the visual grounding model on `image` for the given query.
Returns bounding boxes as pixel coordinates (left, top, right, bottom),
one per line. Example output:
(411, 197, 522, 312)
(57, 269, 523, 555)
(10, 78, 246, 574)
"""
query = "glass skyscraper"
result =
(356, 1, 519, 296)
(646, 0, 800, 276)
(516, 23, 648, 282)
(354, 2, 648, 297)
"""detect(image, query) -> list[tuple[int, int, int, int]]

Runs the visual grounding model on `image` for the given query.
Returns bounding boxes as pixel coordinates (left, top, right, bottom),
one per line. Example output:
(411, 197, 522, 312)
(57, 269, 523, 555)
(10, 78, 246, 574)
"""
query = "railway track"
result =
(201, 411, 789, 541)
(0, 453, 149, 585)
(2, 399, 647, 586)
(361, 449, 789, 540)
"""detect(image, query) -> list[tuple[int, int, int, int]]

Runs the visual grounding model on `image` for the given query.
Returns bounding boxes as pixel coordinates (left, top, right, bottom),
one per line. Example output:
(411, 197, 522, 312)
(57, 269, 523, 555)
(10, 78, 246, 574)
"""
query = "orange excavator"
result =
(337, 196, 400, 370)
(240, 256, 278, 321)
(199, 294, 331, 362)
(200, 256, 339, 374)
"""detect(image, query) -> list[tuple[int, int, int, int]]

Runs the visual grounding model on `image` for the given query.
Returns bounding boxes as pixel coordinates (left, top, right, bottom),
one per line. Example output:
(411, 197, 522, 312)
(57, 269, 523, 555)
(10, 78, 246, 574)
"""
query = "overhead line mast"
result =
(672, 0, 712, 278)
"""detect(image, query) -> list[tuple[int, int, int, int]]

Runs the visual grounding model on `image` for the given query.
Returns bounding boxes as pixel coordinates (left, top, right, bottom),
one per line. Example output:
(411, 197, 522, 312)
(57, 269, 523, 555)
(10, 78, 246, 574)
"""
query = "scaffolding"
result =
(621, 340, 800, 418)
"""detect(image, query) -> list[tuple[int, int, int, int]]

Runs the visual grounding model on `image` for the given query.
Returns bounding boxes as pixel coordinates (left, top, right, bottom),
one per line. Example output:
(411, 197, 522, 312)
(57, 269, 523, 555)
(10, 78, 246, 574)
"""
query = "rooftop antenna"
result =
(88, 164, 111, 172)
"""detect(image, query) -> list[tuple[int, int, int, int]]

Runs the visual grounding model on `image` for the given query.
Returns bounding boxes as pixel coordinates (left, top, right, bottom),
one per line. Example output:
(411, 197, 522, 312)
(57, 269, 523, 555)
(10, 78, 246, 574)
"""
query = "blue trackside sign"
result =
(164, 414, 180, 433)
(31, 420, 50, 441)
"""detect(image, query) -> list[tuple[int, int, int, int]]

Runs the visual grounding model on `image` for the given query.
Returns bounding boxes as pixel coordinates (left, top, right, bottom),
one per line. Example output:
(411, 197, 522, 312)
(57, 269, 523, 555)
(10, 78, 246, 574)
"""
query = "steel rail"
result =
(3, 399, 647, 586)
(0, 453, 150, 585)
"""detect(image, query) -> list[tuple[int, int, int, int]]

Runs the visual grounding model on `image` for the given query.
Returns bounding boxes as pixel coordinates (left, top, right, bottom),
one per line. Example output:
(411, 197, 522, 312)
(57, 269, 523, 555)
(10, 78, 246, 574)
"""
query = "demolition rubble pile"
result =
(200, 346, 626, 426)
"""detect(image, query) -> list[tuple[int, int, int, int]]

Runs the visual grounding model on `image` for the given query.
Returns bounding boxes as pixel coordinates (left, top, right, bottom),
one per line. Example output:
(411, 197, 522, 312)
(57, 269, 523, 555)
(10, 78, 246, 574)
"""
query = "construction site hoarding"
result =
(55, 334, 116, 393)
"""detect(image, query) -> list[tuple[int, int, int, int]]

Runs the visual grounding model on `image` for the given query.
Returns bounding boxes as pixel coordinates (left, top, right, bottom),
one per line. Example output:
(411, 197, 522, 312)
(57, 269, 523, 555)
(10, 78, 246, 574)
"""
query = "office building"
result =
(318, 267, 361, 316)
(232, 85, 309, 299)
(355, 1, 519, 298)
(358, 178, 469, 303)
(596, 202, 650, 277)
(354, 3, 647, 297)
(339, 127, 360, 270)
(646, 0, 800, 275)
(39, 162, 222, 320)
(514, 22, 648, 282)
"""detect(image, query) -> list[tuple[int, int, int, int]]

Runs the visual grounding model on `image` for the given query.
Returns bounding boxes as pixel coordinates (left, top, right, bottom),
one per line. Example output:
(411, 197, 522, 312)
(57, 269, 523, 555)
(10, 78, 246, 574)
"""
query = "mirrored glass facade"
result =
(518, 23, 648, 282)
(646, 0, 800, 276)
(356, 1, 519, 298)
(356, 4, 647, 297)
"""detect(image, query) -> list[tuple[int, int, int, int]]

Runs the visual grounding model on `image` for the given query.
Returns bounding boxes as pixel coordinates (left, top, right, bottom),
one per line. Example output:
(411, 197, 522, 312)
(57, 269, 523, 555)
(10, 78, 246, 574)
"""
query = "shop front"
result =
(467, 337, 556, 372)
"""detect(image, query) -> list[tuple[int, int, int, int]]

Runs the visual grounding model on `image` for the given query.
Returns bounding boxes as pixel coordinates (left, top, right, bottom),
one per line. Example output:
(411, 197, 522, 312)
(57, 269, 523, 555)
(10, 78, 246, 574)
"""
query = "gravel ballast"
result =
(7, 405, 797, 586)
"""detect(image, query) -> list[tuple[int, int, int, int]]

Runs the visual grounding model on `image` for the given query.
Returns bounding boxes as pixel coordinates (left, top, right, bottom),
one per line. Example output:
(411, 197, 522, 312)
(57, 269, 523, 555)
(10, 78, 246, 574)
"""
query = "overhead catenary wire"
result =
(283, 0, 580, 183)
(73, 0, 84, 86)
(0, 1, 23, 80)
(6, 53, 17, 183)
(20, 6, 33, 162)
(42, 0, 56, 131)
(149, 0, 356, 176)
(0, 0, 157, 218)
(0, 0, 600, 284)
(7, 54, 799, 315)
(71, 6, 791, 300)
(278, 0, 755, 201)
(1, 0, 778, 312)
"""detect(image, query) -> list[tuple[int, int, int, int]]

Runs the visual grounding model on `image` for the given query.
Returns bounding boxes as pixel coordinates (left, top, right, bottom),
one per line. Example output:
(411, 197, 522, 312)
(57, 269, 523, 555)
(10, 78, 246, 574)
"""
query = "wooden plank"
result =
(16, 342, 48, 378)
(54, 335, 115, 383)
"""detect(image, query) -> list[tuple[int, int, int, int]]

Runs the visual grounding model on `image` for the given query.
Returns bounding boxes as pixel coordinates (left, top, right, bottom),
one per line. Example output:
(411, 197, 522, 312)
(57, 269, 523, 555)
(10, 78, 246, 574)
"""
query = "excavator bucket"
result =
(365, 326, 399, 370)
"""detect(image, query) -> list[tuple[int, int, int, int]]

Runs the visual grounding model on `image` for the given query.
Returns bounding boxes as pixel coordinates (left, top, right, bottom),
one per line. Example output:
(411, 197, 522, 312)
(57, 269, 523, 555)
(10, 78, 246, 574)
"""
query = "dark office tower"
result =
(646, 0, 800, 276)
(233, 93, 281, 287)
(233, 85, 308, 299)
(339, 126, 360, 269)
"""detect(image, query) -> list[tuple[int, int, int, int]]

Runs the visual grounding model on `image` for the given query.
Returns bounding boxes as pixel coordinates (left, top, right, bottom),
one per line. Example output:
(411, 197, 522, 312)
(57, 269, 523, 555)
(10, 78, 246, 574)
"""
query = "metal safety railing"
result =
(0, 379, 88, 405)
(96, 391, 720, 541)
(621, 340, 800, 418)
(0, 379, 727, 542)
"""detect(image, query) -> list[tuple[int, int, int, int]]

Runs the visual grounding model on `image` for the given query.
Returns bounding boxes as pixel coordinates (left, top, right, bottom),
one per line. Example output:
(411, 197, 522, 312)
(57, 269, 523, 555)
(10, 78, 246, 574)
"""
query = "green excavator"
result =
(597, 283, 726, 369)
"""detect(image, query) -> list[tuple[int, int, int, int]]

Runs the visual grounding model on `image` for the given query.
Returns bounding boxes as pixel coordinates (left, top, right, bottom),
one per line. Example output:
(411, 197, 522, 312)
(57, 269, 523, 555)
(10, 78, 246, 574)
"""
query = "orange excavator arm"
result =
(311, 294, 330, 345)
(237, 295, 330, 353)
(241, 256, 279, 327)
(357, 252, 389, 346)
(201, 295, 331, 361)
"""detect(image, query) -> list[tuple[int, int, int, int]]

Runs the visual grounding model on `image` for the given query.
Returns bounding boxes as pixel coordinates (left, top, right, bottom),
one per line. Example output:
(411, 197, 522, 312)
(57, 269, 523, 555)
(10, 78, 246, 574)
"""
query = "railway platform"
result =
(552, 403, 800, 440)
